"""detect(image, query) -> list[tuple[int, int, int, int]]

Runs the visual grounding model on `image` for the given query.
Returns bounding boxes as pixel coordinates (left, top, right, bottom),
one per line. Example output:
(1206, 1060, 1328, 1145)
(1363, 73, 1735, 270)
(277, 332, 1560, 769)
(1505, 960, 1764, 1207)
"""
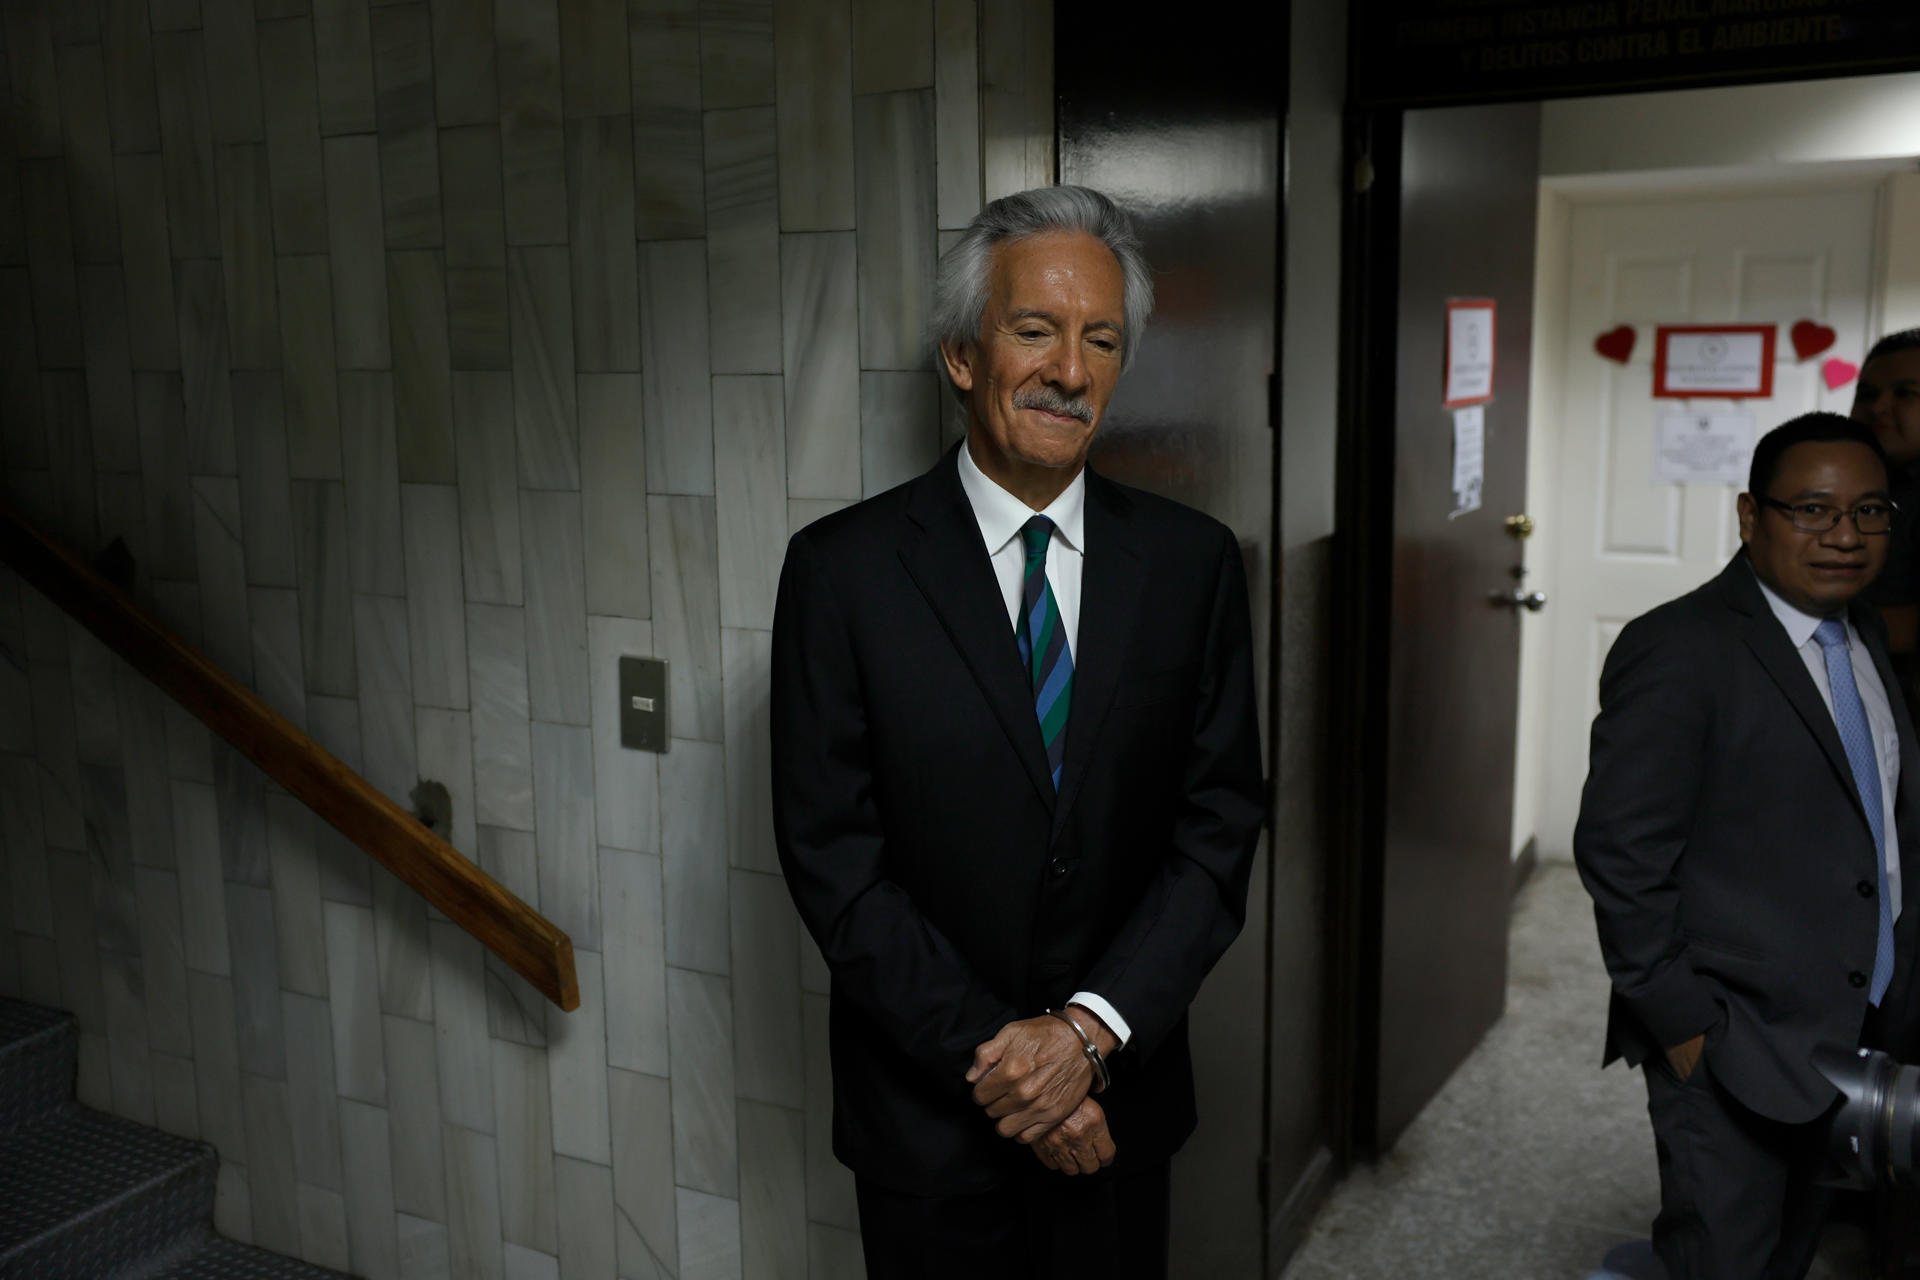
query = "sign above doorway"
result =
(1350, 0, 1920, 107)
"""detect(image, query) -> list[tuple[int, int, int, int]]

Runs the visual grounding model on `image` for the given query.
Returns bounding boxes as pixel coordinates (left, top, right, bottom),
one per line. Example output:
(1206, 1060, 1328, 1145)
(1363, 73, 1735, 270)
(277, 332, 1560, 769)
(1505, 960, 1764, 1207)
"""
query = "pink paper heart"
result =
(1823, 357, 1859, 391)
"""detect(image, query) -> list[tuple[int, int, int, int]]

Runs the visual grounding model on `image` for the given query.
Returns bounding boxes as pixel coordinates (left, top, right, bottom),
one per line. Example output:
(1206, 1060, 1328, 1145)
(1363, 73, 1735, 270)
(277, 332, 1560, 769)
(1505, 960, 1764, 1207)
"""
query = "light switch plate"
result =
(619, 656, 668, 752)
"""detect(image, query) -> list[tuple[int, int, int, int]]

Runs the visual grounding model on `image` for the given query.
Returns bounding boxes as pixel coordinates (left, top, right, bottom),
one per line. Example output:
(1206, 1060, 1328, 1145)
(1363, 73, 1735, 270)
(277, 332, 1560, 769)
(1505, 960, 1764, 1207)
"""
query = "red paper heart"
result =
(1791, 320, 1837, 361)
(1823, 357, 1859, 391)
(1594, 325, 1635, 363)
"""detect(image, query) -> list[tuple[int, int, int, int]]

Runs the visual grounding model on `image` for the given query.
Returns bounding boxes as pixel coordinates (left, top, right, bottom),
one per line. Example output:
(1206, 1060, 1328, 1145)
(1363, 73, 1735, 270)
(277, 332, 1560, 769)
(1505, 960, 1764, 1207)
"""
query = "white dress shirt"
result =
(1753, 572, 1903, 917)
(955, 442, 1132, 1047)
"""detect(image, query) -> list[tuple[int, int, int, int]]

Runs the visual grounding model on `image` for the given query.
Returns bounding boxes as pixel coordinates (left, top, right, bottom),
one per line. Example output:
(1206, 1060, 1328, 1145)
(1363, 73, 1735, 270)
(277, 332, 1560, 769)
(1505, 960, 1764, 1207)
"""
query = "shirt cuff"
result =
(1066, 992, 1131, 1049)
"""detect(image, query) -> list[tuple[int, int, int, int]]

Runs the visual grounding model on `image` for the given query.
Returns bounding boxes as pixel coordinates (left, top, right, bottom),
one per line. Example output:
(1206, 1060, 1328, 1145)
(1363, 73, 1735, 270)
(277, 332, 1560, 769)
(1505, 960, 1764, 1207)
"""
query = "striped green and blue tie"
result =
(1017, 516, 1073, 790)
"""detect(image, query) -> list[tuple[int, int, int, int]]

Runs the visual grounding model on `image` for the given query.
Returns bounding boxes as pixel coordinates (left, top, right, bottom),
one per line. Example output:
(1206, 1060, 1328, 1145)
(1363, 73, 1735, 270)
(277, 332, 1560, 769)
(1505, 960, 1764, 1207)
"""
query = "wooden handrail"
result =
(0, 504, 579, 1012)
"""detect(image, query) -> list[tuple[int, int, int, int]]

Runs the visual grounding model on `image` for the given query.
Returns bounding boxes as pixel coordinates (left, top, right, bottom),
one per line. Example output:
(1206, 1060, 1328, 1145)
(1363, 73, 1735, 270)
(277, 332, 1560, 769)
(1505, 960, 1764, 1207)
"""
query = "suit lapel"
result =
(1051, 471, 1147, 841)
(898, 451, 1056, 810)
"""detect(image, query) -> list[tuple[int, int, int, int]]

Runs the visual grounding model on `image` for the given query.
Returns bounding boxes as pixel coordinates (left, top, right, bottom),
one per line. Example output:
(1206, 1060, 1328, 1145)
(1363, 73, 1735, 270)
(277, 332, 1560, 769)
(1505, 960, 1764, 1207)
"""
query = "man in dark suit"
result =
(770, 185, 1263, 1280)
(1575, 413, 1920, 1279)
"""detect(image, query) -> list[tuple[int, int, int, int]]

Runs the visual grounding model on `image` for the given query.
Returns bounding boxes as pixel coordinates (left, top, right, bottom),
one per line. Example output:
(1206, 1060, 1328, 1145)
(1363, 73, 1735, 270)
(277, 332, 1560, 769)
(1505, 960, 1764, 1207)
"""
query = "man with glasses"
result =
(1575, 412, 1920, 1279)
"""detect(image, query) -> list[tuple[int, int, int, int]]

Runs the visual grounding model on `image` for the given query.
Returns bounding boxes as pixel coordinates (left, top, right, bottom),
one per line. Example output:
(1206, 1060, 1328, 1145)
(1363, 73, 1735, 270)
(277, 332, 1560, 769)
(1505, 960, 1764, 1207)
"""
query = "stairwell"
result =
(0, 998, 353, 1280)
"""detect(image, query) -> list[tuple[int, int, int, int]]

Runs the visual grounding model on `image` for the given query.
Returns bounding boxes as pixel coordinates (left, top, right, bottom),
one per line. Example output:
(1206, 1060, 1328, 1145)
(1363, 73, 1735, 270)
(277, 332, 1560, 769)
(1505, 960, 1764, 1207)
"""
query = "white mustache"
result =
(1012, 387, 1093, 424)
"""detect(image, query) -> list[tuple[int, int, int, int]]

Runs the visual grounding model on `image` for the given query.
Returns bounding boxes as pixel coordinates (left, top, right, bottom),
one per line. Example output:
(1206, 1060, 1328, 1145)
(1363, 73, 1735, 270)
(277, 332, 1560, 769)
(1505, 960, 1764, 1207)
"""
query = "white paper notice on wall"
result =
(1450, 405, 1485, 518)
(1654, 408, 1755, 486)
(1444, 300, 1496, 408)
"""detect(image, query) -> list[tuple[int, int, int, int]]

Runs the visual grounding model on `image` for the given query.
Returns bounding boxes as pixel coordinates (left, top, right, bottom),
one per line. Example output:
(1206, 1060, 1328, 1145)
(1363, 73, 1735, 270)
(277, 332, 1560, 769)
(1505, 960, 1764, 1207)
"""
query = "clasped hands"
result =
(965, 1008, 1118, 1176)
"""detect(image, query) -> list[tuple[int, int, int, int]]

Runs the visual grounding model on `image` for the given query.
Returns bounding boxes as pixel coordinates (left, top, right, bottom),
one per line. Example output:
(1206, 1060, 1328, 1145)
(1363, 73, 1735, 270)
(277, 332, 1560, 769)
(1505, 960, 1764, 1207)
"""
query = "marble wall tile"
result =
(491, 1038, 558, 1253)
(544, 946, 611, 1162)
(852, 0, 932, 93)
(553, 1156, 618, 1280)
(47, 0, 98, 45)
(290, 480, 358, 697)
(213, 1162, 251, 1244)
(509, 246, 579, 488)
(400, 484, 468, 708)
(233, 373, 298, 587)
(629, 1, 704, 240)
(772, 0, 854, 232)
(388, 252, 458, 481)
(371, 4, 442, 250)
(258, 18, 330, 256)
(15, 936, 61, 1009)
(565, 116, 640, 372)
(277, 255, 344, 477)
(77, 267, 138, 472)
(151, 1051, 200, 1140)
(298, 1186, 353, 1272)
(712, 375, 786, 629)
(355, 593, 418, 807)
(675, 1187, 742, 1280)
(440, 125, 505, 268)
(172, 782, 230, 971)
(555, 0, 625, 118)
(226, 882, 288, 1078)
(448, 266, 510, 370)
(45, 375, 102, 552)
(803, 992, 856, 1229)
(503, 1243, 558, 1280)
(117, 668, 176, 870)
(100, 0, 161, 155)
(451, 374, 521, 603)
(241, 1073, 302, 1254)
(176, 258, 237, 473)
(133, 867, 193, 1055)
(306, 696, 375, 908)
(932, 0, 980, 229)
(475, 826, 549, 1047)
(860, 370, 941, 496)
(730, 870, 802, 1109)
(77, 1029, 113, 1111)
(192, 475, 253, 682)
(608, 1067, 676, 1278)
(579, 376, 650, 619)
(531, 720, 598, 948)
(313, 0, 379, 136)
(720, 627, 775, 874)
(978, 0, 1052, 201)
(427, 919, 493, 1131)
(20, 161, 81, 373)
(115, 158, 179, 372)
(429, 0, 498, 126)
(661, 739, 727, 975)
(854, 89, 937, 371)
(323, 901, 389, 1104)
(338, 1099, 401, 1280)
(381, 1012, 448, 1220)
(466, 604, 535, 830)
(201, 0, 262, 144)
(249, 585, 308, 730)
(72, 639, 124, 769)
(0, 162, 19, 267)
(737, 1100, 805, 1280)
(668, 965, 736, 1195)
(443, 1124, 505, 1280)
(340, 373, 408, 595)
(1, 755, 53, 934)
(372, 865, 433, 1023)
(808, 1224, 867, 1279)
(600, 847, 667, 1076)
(494, 0, 566, 246)
(700, 0, 773, 109)
(414, 708, 477, 858)
(165, 695, 216, 782)
(585, 616, 658, 855)
(0, 270, 46, 471)
(637, 240, 714, 494)
(324, 136, 392, 370)
(779, 232, 860, 498)
(282, 991, 345, 1191)
(101, 950, 156, 1125)
(265, 791, 327, 998)
(187, 969, 250, 1164)
(30, 654, 85, 849)
(0, 0, 60, 157)
(216, 146, 282, 370)
(703, 108, 782, 373)
(57, 44, 120, 262)
(151, 32, 218, 258)
(520, 490, 591, 724)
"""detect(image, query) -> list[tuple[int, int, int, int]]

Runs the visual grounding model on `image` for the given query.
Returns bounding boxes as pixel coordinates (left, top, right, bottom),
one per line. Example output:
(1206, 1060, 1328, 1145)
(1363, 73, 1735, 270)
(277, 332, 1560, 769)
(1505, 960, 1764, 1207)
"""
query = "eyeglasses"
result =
(1759, 497, 1898, 535)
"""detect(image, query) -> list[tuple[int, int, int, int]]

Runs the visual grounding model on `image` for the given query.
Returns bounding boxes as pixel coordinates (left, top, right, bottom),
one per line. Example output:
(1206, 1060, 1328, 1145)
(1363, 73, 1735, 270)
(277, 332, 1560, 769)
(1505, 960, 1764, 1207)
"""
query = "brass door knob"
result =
(1504, 514, 1535, 540)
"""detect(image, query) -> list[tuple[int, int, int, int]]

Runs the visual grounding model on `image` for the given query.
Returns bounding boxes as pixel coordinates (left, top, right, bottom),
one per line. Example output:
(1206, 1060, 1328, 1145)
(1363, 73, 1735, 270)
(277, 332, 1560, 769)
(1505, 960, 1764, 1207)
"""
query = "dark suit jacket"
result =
(770, 446, 1264, 1195)
(1574, 553, 1920, 1125)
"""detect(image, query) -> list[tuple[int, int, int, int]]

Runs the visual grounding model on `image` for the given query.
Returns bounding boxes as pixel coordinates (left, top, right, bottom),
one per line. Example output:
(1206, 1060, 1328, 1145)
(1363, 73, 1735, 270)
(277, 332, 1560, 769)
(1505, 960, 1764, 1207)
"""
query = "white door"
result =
(1536, 184, 1881, 857)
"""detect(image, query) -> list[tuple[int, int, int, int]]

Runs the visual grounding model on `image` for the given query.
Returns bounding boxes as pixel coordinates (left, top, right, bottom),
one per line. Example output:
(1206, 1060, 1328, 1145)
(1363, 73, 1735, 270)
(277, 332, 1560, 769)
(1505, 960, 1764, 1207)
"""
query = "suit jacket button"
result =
(1859, 880, 1877, 898)
(1049, 859, 1069, 878)
(1850, 971, 1869, 989)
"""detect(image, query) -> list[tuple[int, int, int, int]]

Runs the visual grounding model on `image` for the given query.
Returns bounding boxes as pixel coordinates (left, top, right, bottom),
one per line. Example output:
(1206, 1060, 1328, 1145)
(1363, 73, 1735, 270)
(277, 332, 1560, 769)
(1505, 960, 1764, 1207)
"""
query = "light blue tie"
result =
(1814, 618, 1897, 1006)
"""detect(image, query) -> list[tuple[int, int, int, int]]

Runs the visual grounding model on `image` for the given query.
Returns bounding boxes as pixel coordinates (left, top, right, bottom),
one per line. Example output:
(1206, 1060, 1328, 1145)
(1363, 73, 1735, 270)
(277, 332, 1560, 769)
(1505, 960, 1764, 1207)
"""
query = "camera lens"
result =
(1815, 1047, 1920, 1189)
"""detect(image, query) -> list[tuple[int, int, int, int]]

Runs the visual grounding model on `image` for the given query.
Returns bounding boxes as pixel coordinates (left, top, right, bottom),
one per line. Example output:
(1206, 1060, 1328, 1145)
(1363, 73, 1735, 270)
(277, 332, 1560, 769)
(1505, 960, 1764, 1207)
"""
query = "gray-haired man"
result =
(771, 186, 1264, 1278)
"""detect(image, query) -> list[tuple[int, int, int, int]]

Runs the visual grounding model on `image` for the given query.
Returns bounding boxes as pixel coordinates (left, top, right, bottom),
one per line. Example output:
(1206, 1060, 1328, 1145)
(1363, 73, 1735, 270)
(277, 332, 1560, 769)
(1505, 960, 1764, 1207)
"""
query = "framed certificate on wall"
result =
(1653, 325, 1776, 399)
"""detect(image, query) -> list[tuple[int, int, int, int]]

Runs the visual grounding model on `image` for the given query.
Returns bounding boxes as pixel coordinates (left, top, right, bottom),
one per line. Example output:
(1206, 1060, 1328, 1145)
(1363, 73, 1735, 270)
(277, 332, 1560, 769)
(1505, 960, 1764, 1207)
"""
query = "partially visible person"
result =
(1575, 412, 1920, 1279)
(1856, 328, 1920, 665)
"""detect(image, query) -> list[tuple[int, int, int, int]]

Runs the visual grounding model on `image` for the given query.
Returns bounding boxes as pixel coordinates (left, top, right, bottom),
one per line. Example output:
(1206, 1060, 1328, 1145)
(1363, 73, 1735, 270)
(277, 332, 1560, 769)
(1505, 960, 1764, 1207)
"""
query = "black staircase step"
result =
(0, 1105, 215, 1279)
(145, 1234, 353, 1279)
(0, 999, 76, 1133)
